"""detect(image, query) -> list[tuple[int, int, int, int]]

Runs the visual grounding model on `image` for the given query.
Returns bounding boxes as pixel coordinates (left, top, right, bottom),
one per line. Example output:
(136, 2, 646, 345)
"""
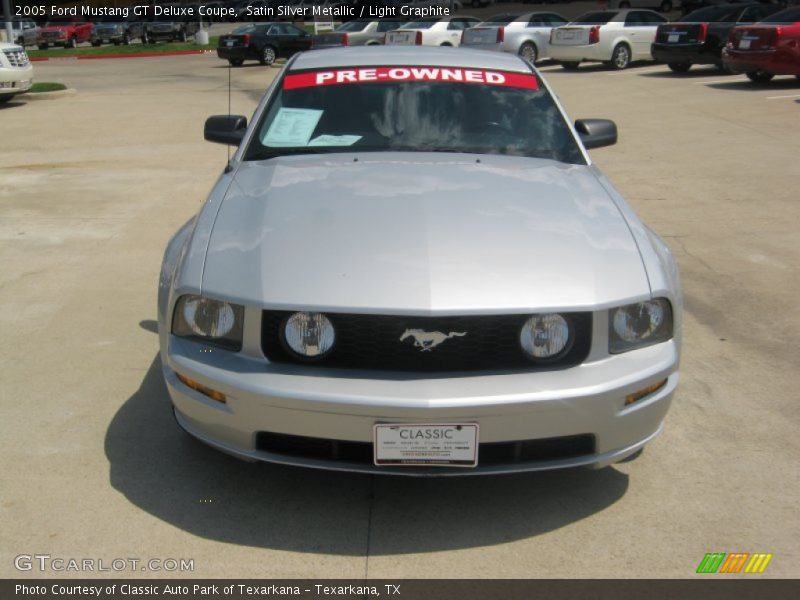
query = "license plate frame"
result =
(373, 423, 479, 468)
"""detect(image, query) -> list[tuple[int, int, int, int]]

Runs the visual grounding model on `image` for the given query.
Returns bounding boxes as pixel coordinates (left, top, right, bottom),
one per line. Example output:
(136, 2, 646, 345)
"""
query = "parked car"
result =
(143, 12, 200, 43)
(722, 5, 800, 81)
(549, 9, 667, 70)
(0, 42, 33, 103)
(37, 18, 94, 49)
(461, 12, 568, 63)
(652, 2, 784, 72)
(0, 20, 39, 47)
(312, 20, 410, 48)
(385, 16, 481, 46)
(160, 46, 682, 475)
(217, 22, 312, 66)
(608, 0, 675, 13)
(90, 15, 146, 47)
(681, 0, 786, 17)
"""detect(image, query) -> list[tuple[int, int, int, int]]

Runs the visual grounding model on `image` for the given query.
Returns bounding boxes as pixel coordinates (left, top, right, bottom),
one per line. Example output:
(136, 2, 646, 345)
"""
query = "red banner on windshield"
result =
(283, 67, 539, 91)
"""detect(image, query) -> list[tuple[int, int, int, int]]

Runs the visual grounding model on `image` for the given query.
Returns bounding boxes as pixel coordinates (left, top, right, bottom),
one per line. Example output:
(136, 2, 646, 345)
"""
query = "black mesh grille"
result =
(261, 311, 592, 373)
(255, 431, 596, 467)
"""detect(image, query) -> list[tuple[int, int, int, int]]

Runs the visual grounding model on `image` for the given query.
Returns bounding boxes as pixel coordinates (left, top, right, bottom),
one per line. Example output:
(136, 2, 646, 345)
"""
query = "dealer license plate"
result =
(226, 40, 234, 47)
(668, 34, 680, 43)
(374, 423, 479, 467)
(387, 32, 415, 45)
(739, 39, 751, 49)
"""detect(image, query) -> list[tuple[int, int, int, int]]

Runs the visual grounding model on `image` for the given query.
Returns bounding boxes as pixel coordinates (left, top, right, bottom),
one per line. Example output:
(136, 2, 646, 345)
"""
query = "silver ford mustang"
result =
(158, 46, 681, 476)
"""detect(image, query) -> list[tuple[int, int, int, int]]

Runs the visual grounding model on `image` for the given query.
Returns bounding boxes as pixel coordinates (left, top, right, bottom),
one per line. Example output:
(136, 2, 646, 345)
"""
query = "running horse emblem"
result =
(399, 329, 467, 352)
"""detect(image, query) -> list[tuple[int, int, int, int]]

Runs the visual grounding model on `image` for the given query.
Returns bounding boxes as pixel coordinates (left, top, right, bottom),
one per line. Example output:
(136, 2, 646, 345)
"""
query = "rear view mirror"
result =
(204, 115, 248, 146)
(575, 119, 618, 150)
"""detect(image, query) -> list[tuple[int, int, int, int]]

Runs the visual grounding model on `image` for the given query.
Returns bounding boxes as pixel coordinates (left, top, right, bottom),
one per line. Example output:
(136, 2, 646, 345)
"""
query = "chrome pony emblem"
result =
(399, 329, 467, 352)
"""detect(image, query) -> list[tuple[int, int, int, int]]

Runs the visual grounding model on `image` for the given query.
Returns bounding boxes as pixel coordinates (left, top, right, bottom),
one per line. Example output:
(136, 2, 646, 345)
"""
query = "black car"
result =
(217, 23, 313, 66)
(90, 15, 145, 46)
(679, 0, 786, 17)
(652, 2, 784, 72)
(143, 11, 200, 43)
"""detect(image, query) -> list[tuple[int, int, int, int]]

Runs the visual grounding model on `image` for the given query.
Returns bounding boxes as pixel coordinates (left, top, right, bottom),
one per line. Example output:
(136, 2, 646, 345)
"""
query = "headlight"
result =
(609, 298, 673, 354)
(283, 312, 335, 359)
(519, 313, 572, 360)
(172, 295, 244, 350)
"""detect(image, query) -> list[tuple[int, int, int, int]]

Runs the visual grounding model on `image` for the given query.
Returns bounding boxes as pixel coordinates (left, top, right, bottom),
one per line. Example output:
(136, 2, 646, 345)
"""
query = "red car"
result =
(37, 18, 94, 50)
(722, 6, 800, 82)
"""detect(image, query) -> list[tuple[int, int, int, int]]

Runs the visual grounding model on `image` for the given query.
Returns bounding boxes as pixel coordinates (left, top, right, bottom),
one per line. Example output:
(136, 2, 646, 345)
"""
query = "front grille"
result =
(3, 49, 29, 68)
(255, 431, 596, 468)
(262, 311, 592, 373)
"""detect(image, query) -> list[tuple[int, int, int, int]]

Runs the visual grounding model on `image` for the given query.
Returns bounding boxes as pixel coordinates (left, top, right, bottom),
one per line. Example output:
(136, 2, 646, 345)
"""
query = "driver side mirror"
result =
(575, 119, 618, 150)
(204, 115, 248, 146)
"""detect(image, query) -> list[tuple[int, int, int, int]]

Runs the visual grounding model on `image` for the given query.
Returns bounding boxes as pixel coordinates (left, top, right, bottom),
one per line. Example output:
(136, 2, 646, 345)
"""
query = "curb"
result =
(18, 88, 77, 100)
(30, 50, 215, 62)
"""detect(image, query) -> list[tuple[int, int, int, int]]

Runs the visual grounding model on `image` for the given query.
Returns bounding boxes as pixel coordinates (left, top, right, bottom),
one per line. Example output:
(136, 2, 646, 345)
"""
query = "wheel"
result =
(259, 45, 276, 66)
(68, 36, 78, 49)
(440, 42, 452, 47)
(123, 34, 131, 46)
(561, 61, 580, 70)
(746, 70, 774, 83)
(659, 0, 672, 11)
(179, 30, 188, 43)
(610, 43, 631, 70)
(667, 61, 691, 73)
(142, 32, 150, 44)
(112, 40, 120, 46)
(518, 41, 538, 64)
(38, 43, 48, 50)
(228, 58, 244, 67)
(91, 40, 102, 47)
(0, 95, 12, 104)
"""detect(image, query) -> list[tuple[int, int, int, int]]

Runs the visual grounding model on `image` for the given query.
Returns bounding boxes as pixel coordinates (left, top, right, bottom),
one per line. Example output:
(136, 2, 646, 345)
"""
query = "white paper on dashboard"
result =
(261, 108, 323, 147)
(308, 135, 362, 147)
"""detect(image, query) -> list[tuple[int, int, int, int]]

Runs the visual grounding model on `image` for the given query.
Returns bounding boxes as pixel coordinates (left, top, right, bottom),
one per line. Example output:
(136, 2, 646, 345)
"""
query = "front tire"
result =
(228, 58, 244, 67)
(0, 95, 13, 104)
(518, 41, 538, 64)
(259, 45, 276, 66)
(38, 43, 49, 50)
(746, 70, 774, 83)
(67, 36, 78, 49)
(561, 61, 580, 70)
(142, 32, 150, 44)
(123, 34, 131, 46)
(610, 43, 631, 70)
(179, 30, 188, 43)
(668, 61, 691, 73)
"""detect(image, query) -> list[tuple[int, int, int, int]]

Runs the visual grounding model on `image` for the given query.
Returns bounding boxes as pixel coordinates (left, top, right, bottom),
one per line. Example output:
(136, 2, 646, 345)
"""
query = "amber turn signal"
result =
(176, 372, 226, 403)
(625, 379, 667, 406)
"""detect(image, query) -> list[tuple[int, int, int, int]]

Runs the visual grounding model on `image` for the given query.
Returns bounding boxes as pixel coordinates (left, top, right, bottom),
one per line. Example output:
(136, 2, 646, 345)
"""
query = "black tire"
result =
(123, 34, 131, 46)
(0, 95, 13, 104)
(91, 40, 102, 47)
(668, 61, 691, 73)
(746, 70, 774, 83)
(179, 30, 188, 43)
(440, 42, 452, 47)
(260, 45, 277, 66)
(228, 58, 244, 67)
(142, 32, 150, 44)
(561, 61, 580, 70)
(68, 36, 78, 49)
(610, 43, 631, 70)
(38, 43, 48, 50)
(660, 0, 672, 12)
(518, 41, 538, 64)
(112, 40, 120, 46)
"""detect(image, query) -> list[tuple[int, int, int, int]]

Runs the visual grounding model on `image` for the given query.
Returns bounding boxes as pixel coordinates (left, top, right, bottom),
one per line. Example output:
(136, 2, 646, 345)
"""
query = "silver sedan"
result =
(158, 46, 681, 476)
(461, 12, 568, 63)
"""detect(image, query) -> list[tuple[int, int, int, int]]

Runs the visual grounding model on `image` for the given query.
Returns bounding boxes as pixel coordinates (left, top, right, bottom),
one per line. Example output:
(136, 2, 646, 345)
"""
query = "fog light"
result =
(176, 372, 226, 403)
(625, 379, 667, 406)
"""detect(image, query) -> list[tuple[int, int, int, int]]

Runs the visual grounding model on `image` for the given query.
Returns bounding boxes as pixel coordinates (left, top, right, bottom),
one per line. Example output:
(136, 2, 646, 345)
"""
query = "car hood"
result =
(201, 153, 649, 313)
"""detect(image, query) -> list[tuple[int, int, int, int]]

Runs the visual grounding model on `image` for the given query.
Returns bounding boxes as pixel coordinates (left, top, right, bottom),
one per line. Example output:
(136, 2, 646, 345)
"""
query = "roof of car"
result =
(291, 46, 532, 73)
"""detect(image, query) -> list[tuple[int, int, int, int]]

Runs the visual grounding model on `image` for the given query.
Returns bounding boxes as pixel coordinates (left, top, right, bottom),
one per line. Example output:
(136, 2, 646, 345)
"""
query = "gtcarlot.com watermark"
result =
(14, 554, 195, 573)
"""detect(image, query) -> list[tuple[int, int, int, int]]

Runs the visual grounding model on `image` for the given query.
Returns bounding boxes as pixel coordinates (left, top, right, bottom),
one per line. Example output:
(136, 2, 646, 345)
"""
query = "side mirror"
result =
(204, 115, 248, 146)
(575, 119, 618, 150)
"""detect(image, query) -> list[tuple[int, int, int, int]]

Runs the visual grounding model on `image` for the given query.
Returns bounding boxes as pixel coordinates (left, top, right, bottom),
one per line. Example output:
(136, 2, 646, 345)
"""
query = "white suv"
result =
(0, 42, 33, 104)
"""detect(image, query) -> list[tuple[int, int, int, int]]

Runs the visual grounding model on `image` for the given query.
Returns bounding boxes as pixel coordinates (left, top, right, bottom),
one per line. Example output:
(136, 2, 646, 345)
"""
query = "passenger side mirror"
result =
(204, 115, 248, 146)
(575, 119, 618, 150)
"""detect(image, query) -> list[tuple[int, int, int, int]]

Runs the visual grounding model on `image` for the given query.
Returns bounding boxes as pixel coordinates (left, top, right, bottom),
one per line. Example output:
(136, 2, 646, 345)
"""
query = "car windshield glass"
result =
(759, 8, 800, 23)
(484, 15, 518, 25)
(232, 24, 256, 34)
(572, 11, 616, 25)
(683, 6, 741, 21)
(336, 21, 369, 32)
(244, 66, 585, 165)
(405, 20, 436, 29)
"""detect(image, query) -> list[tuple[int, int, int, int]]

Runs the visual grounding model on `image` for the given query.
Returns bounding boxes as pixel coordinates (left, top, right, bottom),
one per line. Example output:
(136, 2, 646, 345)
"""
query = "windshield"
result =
(484, 14, 519, 25)
(405, 20, 436, 29)
(572, 11, 616, 25)
(336, 20, 369, 32)
(243, 66, 584, 165)
(682, 6, 740, 22)
(232, 24, 256, 34)
(759, 8, 800, 23)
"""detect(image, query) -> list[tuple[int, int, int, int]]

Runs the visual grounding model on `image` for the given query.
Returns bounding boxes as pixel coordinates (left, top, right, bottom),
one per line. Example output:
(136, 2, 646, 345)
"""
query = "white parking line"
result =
(766, 94, 800, 100)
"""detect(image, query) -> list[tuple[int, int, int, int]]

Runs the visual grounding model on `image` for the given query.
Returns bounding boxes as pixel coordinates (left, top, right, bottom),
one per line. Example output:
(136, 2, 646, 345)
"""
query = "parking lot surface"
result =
(1, 50, 798, 578)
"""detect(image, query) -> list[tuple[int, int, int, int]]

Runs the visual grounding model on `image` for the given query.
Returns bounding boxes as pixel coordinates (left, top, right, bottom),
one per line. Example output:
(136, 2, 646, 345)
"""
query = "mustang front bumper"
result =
(163, 334, 678, 476)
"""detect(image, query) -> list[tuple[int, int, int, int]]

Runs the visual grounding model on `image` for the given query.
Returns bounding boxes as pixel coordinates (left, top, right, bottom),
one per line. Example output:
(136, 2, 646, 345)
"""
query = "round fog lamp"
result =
(284, 312, 335, 358)
(183, 297, 236, 338)
(520, 314, 571, 359)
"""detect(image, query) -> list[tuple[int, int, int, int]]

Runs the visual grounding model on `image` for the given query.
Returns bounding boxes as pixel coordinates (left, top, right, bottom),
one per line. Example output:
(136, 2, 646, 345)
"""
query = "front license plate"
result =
(668, 34, 679, 43)
(374, 423, 479, 467)
(739, 39, 751, 49)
